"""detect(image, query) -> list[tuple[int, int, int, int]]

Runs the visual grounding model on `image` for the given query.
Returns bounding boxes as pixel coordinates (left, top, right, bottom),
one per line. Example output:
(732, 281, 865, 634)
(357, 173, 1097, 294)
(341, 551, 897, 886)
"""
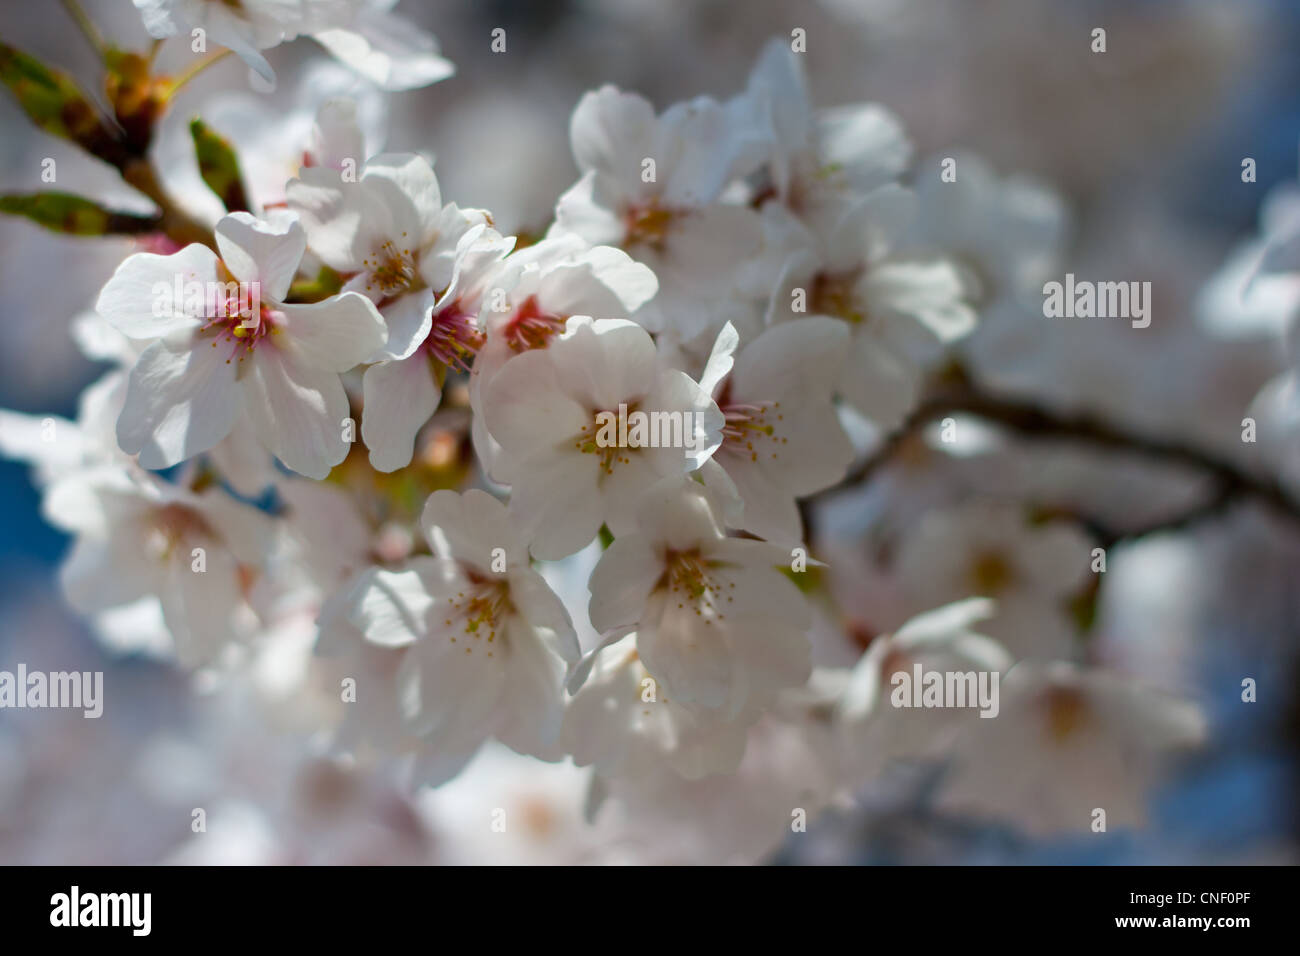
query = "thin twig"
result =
(170, 49, 233, 92)
(60, 0, 107, 61)
(835, 385, 1300, 545)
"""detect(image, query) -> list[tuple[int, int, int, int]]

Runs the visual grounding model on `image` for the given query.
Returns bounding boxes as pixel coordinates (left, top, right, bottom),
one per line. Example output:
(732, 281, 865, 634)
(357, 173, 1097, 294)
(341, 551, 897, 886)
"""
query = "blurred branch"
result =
(0, 191, 162, 236)
(837, 380, 1300, 546)
(120, 158, 216, 249)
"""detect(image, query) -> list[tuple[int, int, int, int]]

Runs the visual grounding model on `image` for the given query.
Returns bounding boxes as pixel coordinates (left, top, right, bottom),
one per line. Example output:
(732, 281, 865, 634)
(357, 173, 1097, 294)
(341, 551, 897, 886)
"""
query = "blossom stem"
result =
(60, 0, 106, 61)
(121, 158, 216, 250)
(171, 49, 234, 92)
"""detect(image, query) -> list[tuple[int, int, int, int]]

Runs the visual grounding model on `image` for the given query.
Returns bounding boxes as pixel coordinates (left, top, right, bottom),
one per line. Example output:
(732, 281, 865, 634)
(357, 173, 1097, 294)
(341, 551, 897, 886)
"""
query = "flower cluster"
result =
(3, 2, 1246, 860)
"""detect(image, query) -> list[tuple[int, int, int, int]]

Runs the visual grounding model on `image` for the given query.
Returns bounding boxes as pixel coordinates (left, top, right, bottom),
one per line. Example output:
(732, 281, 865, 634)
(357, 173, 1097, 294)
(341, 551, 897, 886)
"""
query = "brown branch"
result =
(835, 385, 1300, 546)
(121, 158, 216, 249)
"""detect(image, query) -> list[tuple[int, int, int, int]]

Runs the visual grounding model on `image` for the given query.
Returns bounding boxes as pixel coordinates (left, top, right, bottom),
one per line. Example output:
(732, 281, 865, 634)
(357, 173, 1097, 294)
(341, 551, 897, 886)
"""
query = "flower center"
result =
(425, 301, 484, 372)
(145, 503, 213, 560)
(810, 270, 866, 324)
(623, 201, 678, 250)
(440, 574, 512, 657)
(363, 237, 418, 296)
(1044, 685, 1089, 744)
(503, 295, 566, 354)
(658, 547, 730, 622)
(573, 405, 641, 475)
(717, 383, 785, 464)
(968, 550, 1015, 595)
(200, 299, 280, 365)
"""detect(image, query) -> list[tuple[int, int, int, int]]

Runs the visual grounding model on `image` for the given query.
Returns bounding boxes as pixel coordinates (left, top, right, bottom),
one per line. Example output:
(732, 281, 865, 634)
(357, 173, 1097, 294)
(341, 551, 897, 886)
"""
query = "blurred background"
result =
(0, 0, 1297, 864)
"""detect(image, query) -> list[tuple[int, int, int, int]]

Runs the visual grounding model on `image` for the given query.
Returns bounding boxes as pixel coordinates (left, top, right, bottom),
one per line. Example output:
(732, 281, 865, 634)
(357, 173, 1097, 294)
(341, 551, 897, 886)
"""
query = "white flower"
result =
(562, 633, 754, 780)
(906, 151, 1068, 317)
(551, 85, 766, 343)
(134, 0, 453, 90)
(96, 212, 386, 478)
(416, 743, 624, 865)
(893, 501, 1094, 662)
(697, 317, 855, 545)
(43, 467, 273, 666)
(482, 317, 724, 558)
(310, 0, 455, 91)
(359, 224, 513, 471)
(155, 76, 388, 222)
(10, 312, 276, 497)
(0, 372, 129, 485)
(901, 152, 1071, 390)
(468, 234, 659, 480)
(935, 661, 1206, 836)
(344, 490, 580, 785)
(586, 477, 812, 715)
(288, 151, 498, 469)
(741, 37, 911, 236)
(834, 598, 1013, 781)
(767, 188, 977, 428)
(135, 0, 305, 84)
(287, 152, 488, 356)
(590, 683, 847, 864)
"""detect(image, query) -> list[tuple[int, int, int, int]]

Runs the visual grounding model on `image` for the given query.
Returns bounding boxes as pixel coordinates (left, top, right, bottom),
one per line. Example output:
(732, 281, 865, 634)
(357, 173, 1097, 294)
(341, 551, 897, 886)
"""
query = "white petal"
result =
(816, 103, 912, 195)
(639, 604, 733, 711)
(588, 534, 661, 634)
(278, 291, 387, 371)
(242, 348, 349, 479)
(361, 354, 440, 473)
(285, 167, 368, 271)
(117, 340, 241, 468)
(494, 620, 568, 757)
(215, 212, 306, 302)
(375, 290, 434, 361)
(508, 567, 580, 663)
(699, 320, 739, 397)
(311, 98, 365, 169)
(420, 488, 522, 568)
(362, 152, 442, 241)
(311, 12, 454, 92)
(569, 86, 657, 192)
(350, 563, 438, 647)
(96, 244, 218, 339)
(161, 546, 244, 667)
(506, 452, 605, 560)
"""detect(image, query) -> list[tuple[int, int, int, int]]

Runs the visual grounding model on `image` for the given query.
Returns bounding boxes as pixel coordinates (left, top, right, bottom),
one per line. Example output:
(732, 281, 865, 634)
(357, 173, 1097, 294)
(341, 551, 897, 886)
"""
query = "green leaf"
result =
(287, 265, 343, 303)
(0, 192, 160, 236)
(189, 118, 250, 213)
(0, 43, 130, 168)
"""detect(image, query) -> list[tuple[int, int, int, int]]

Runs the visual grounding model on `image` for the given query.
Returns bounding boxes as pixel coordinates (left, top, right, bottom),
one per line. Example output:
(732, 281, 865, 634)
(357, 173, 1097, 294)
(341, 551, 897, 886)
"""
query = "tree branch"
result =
(836, 384, 1300, 545)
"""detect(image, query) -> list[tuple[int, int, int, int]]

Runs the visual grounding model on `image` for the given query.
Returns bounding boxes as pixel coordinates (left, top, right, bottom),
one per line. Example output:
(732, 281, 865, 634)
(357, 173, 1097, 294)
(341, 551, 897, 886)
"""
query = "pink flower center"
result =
(503, 295, 566, 354)
(200, 290, 281, 365)
(425, 300, 485, 371)
(717, 382, 785, 464)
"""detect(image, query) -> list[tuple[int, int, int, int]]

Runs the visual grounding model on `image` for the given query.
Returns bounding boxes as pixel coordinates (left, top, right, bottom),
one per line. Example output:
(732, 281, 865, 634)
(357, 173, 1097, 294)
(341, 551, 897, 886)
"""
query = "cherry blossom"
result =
(97, 212, 386, 478)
